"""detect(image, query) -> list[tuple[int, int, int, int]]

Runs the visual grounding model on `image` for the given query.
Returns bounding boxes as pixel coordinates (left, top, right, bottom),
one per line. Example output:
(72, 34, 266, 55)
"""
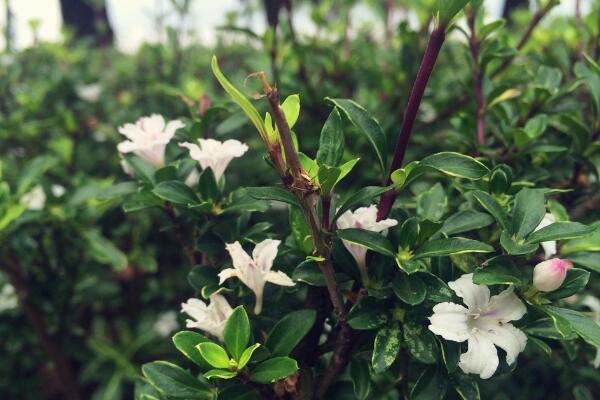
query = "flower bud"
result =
(533, 258, 573, 292)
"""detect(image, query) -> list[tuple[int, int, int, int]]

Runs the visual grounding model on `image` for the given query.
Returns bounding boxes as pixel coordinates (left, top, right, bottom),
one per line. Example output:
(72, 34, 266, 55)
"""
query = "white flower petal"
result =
(253, 239, 280, 273)
(428, 302, 470, 342)
(459, 334, 499, 379)
(217, 268, 238, 285)
(225, 242, 254, 272)
(477, 322, 527, 366)
(448, 273, 490, 311)
(266, 270, 295, 286)
(485, 286, 527, 322)
(535, 213, 557, 259)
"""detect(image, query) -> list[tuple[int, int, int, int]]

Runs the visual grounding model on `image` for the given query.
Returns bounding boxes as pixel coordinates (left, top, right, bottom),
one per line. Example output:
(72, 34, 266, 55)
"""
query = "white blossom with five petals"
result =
(179, 138, 248, 182)
(180, 294, 233, 341)
(219, 239, 294, 314)
(428, 273, 528, 379)
(117, 114, 184, 167)
(336, 204, 397, 281)
(534, 213, 557, 259)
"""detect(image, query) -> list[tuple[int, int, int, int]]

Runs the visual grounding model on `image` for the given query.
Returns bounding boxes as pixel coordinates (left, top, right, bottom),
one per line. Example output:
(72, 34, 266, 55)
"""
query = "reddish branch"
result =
(377, 27, 446, 220)
(1, 257, 80, 400)
(467, 8, 486, 146)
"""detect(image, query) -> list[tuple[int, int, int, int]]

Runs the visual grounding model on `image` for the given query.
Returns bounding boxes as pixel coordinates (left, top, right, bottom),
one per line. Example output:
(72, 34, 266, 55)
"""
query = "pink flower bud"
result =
(533, 258, 573, 292)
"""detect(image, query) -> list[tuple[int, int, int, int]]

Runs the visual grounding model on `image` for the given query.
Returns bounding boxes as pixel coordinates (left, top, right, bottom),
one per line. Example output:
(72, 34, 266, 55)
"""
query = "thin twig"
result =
(377, 27, 446, 220)
(1, 256, 80, 400)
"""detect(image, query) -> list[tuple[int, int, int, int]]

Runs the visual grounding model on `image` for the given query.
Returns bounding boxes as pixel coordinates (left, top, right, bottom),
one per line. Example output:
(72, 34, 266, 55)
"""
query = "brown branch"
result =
(569, 188, 600, 220)
(467, 7, 486, 146)
(1, 256, 80, 400)
(377, 27, 446, 221)
(491, 1, 557, 78)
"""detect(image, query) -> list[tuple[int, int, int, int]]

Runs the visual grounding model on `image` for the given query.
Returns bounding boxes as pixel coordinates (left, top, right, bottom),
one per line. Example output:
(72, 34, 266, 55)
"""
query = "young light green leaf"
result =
(197, 343, 231, 369)
(237, 343, 261, 370)
(211, 56, 268, 140)
(172, 331, 213, 370)
(204, 369, 238, 380)
(224, 306, 251, 361)
(281, 94, 300, 129)
(327, 98, 387, 173)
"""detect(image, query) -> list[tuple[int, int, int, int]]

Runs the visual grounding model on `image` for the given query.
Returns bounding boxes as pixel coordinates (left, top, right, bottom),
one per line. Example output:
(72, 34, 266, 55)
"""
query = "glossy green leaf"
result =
(410, 366, 448, 400)
(316, 108, 345, 166)
(281, 94, 300, 129)
(414, 237, 494, 259)
(545, 268, 590, 300)
(526, 222, 596, 244)
(245, 186, 300, 208)
(265, 309, 316, 356)
(472, 256, 525, 285)
(348, 298, 389, 330)
(350, 359, 371, 400)
(153, 181, 199, 205)
(471, 190, 509, 230)
(142, 361, 213, 399)
(249, 357, 298, 384)
(392, 274, 427, 305)
(172, 331, 212, 370)
(420, 152, 488, 179)
(333, 186, 391, 223)
(404, 322, 438, 364)
(238, 343, 261, 370)
(440, 210, 494, 236)
(512, 188, 546, 240)
(417, 183, 447, 222)
(197, 343, 231, 369)
(337, 228, 395, 257)
(328, 98, 387, 173)
(224, 306, 251, 361)
(544, 306, 600, 348)
(372, 324, 402, 373)
(124, 154, 156, 185)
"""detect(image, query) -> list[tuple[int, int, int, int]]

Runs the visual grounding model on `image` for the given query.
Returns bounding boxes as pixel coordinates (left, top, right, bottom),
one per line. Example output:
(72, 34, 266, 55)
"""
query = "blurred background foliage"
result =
(1, 0, 600, 399)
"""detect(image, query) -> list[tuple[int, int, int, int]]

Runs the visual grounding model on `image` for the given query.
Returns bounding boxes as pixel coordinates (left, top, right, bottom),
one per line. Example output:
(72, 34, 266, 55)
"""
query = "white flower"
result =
(154, 311, 179, 337)
(181, 294, 233, 341)
(117, 114, 184, 167)
(336, 204, 397, 281)
(51, 184, 66, 197)
(534, 213, 557, 259)
(582, 295, 600, 368)
(179, 138, 248, 182)
(20, 185, 46, 210)
(76, 83, 102, 103)
(219, 239, 295, 314)
(533, 258, 573, 292)
(0, 284, 18, 313)
(428, 273, 527, 379)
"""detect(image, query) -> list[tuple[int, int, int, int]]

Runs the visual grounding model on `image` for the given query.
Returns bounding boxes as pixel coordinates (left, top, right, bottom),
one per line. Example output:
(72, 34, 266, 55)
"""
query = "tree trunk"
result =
(59, 0, 113, 47)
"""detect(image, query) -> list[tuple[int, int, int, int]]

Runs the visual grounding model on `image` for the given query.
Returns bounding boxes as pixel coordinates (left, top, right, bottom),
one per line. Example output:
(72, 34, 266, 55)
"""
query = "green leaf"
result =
(453, 374, 481, 400)
(204, 369, 237, 380)
(265, 310, 316, 356)
(0, 203, 26, 232)
(526, 222, 596, 244)
(471, 190, 509, 230)
(398, 217, 420, 249)
(337, 228, 395, 257)
(238, 343, 261, 370)
(245, 186, 300, 208)
(153, 181, 199, 205)
(414, 237, 494, 259)
(172, 331, 212, 370)
(512, 188, 546, 240)
(404, 322, 438, 364)
(372, 324, 402, 373)
(155, 165, 177, 182)
(348, 298, 389, 330)
(211, 56, 268, 140)
(289, 206, 313, 255)
(544, 306, 600, 348)
(440, 210, 494, 235)
(472, 256, 525, 285)
(197, 343, 231, 369)
(224, 306, 251, 361)
(249, 357, 298, 384)
(198, 168, 219, 200)
(561, 227, 600, 254)
(333, 186, 391, 223)
(569, 252, 600, 273)
(328, 98, 387, 174)
(188, 266, 219, 292)
(142, 361, 213, 399)
(392, 274, 427, 305)
(438, 0, 469, 26)
(420, 152, 489, 179)
(123, 154, 156, 185)
(317, 165, 341, 195)
(545, 269, 590, 300)
(499, 230, 539, 255)
(417, 183, 447, 222)
(15, 156, 56, 196)
(410, 366, 448, 400)
(350, 359, 371, 400)
(421, 273, 453, 302)
(84, 229, 128, 271)
(281, 94, 300, 129)
(316, 108, 345, 166)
